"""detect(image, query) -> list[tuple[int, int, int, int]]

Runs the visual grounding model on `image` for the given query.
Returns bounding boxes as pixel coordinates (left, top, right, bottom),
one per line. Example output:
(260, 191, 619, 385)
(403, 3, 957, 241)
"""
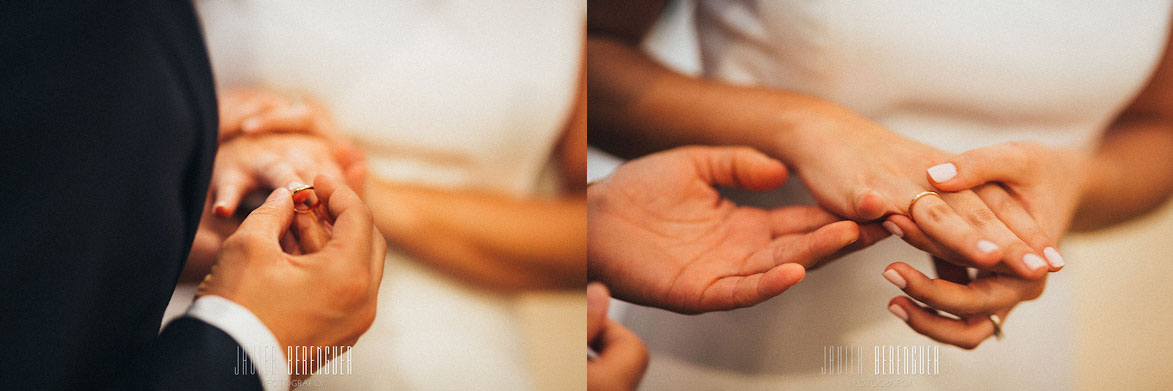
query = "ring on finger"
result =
(908, 191, 942, 218)
(291, 185, 317, 213)
(988, 314, 1004, 340)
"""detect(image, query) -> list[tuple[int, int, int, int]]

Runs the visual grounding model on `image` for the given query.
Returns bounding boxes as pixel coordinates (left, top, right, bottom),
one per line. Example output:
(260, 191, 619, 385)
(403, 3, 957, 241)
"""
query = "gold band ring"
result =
(291, 184, 314, 195)
(291, 185, 317, 213)
(908, 191, 941, 217)
(989, 314, 1004, 340)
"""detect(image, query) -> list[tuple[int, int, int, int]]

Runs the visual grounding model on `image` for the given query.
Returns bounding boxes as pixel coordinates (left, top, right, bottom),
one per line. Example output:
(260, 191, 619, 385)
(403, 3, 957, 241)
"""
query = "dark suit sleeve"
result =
(0, 1, 266, 390)
(120, 318, 265, 391)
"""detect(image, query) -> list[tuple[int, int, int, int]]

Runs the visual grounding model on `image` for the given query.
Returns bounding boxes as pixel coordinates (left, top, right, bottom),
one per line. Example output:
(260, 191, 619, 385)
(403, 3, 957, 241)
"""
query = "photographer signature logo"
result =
(234, 345, 354, 377)
(821, 345, 939, 376)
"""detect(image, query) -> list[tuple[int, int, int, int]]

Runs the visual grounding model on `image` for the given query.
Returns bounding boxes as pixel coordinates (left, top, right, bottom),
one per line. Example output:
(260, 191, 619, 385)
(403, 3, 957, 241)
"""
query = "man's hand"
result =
(588, 146, 888, 313)
(197, 175, 386, 376)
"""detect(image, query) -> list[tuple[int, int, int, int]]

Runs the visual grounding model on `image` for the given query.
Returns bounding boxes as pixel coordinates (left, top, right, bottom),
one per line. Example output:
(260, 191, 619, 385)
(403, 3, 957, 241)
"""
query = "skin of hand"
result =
(588, 145, 890, 314)
(588, 283, 648, 391)
(585, 3, 1060, 280)
(183, 89, 369, 270)
(229, 84, 590, 291)
(217, 87, 369, 205)
(589, 0, 1173, 351)
(877, 142, 1087, 349)
(209, 133, 358, 218)
(197, 175, 386, 378)
(772, 107, 1067, 278)
(882, 258, 1044, 349)
(919, 141, 1088, 258)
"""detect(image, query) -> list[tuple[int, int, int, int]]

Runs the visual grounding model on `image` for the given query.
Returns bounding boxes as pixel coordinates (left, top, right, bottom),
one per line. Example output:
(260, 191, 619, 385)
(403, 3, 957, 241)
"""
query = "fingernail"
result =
(213, 203, 230, 217)
(287, 181, 306, 191)
(889, 304, 909, 322)
(977, 240, 999, 254)
(882, 221, 904, 238)
(927, 163, 957, 183)
(882, 269, 907, 289)
(242, 117, 262, 132)
(1043, 247, 1065, 268)
(1023, 253, 1047, 271)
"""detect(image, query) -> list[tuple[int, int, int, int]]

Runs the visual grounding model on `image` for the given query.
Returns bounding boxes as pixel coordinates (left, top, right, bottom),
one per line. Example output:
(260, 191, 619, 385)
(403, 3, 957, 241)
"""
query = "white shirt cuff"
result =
(186, 295, 289, 391)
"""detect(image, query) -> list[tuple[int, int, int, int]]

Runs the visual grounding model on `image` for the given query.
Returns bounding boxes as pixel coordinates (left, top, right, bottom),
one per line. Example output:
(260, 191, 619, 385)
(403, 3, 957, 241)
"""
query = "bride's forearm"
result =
(363, 179, 586, 290)
(1073, 116, 1173, 231)
(587, 36, 845, 166)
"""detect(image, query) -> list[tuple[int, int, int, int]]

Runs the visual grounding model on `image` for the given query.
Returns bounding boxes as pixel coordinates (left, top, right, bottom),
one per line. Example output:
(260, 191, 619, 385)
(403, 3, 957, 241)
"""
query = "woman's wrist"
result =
(754, 96, 861, 166)
(1070, 151, 1117, 231)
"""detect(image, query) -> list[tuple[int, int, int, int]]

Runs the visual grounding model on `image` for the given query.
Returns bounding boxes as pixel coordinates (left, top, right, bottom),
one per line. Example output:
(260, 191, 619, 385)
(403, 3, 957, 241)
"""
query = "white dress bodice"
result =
(198, 0, 583, 196)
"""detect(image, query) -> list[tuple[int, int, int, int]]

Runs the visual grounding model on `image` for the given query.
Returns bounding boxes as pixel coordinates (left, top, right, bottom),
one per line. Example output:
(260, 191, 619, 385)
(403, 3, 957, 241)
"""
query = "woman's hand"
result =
(218, 88, 345, 142)
(588, 283, 648, 391)
(589, 146, 889, 314)
(882, 259, 1045, 349)
(772, 105, 1062, 278)
(217, 87, 367, 192)
(924, 141, 1089, 253)
(210, 133, 351, 218)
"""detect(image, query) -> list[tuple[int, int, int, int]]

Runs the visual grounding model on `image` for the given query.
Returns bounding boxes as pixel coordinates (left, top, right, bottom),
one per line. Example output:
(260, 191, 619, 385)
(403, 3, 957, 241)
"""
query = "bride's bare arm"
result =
(364, 180, 584, 291)
(1075, 31, 1173, 230)
(589, 0, 1062, 278)
(363, 71, 586, 291)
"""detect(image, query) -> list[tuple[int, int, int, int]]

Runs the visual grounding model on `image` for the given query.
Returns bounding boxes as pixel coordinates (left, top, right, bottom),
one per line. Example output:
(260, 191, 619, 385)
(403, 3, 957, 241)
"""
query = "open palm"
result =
(588, 146, 888, 313)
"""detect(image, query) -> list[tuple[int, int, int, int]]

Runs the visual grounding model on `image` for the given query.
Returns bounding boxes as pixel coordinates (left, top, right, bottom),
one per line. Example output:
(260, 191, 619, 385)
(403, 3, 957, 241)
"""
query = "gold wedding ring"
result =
(291, 185, 316, 213)
(989, 314, 1004, 340)
(291, 184, 314, 195)
(907, 191, 941, 218)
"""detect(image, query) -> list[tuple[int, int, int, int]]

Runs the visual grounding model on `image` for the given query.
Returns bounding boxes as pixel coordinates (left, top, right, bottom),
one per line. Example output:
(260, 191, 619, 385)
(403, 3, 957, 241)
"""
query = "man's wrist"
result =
(186, 295, 291, 391)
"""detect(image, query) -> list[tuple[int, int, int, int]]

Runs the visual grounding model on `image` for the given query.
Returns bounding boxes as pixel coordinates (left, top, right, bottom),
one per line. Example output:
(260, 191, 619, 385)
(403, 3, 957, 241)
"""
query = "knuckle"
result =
(972, 255, 999, 268)
(963, 208, 997, 227)
(1025, 232, 1052, 251)
(996, 194, 1019, 213)
(924, 204, 952, 224)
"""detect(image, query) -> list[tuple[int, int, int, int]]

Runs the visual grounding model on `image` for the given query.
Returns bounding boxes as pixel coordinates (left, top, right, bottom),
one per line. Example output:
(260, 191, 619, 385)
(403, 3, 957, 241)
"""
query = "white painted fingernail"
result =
(882, 221, 904, 238)
(889, 304, 910, 322)
(882, 269, 907, 289)
(287, 182, 306, 191)
(927, 163, 957, 183)
(1043, 247, 1065, 268)
(1023, 254, 1047, 270)
(977, 240, 999, 254)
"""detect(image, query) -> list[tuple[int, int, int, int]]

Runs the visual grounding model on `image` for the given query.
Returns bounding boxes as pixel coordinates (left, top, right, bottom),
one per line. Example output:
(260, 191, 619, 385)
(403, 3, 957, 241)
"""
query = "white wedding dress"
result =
(167, 1, 584, 390)
(618, 1, 1172, 390)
